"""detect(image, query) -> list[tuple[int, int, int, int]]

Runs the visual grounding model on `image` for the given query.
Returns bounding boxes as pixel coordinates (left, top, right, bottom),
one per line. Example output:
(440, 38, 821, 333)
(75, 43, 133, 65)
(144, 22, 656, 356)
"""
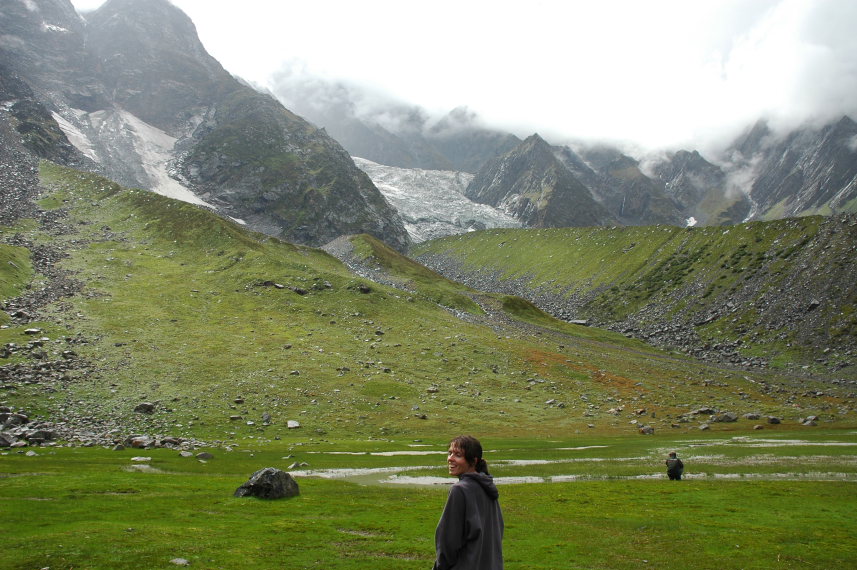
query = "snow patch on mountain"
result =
(42, 23, 70, 33)
(53, 107, 213, 208)
(51, 111, 97, 161)
(353, 157, 520, 243)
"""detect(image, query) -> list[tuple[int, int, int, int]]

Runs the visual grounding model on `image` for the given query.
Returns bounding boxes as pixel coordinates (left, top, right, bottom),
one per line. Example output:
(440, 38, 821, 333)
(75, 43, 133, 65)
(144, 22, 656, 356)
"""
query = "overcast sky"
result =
(69, 0, 857, 155)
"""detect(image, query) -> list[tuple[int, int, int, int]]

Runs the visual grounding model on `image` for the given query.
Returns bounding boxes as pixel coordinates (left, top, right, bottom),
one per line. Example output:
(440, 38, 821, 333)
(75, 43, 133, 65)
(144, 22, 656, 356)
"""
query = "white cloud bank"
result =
(70, 0, 857, 153)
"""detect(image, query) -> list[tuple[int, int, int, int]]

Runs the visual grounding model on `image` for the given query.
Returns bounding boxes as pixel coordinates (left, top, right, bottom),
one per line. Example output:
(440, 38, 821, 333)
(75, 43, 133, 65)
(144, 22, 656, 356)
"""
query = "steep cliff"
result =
(465, 134, 615, 228)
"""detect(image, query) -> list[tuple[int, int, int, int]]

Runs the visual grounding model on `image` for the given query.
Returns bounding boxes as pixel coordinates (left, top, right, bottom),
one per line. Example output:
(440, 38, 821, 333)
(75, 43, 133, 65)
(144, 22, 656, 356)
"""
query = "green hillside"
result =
(413, 221, 857, 374)
(0, 163, 854, 448)
(2, 162, 857, 570)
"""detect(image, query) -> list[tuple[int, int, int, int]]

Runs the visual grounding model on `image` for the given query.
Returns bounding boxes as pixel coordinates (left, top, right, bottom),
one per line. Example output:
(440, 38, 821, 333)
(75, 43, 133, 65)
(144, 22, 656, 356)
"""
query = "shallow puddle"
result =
(292, 437, 857, 486)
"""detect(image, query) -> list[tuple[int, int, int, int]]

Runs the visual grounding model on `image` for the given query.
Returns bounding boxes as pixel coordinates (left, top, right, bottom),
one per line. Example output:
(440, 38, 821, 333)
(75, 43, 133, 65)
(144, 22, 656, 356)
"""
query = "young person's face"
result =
(447, 445, 476, 476)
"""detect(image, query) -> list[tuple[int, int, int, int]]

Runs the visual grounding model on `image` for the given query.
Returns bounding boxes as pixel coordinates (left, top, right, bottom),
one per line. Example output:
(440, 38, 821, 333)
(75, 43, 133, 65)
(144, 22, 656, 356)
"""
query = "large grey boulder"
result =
(134, 402, 155, 414)
(711, 411, 738, 423)
(1, 412, 29, 427)
(234, 467, 300, 499)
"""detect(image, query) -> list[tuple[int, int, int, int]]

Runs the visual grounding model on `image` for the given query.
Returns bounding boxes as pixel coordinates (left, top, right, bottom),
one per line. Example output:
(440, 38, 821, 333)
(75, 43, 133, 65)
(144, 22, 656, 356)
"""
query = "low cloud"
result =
(270, 63, 481, 138)
(72, 0, 857, 157)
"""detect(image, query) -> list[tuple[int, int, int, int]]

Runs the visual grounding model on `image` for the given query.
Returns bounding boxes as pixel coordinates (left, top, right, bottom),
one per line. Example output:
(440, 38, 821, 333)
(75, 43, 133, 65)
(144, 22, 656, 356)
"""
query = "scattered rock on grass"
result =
(234, 467, 299, 499)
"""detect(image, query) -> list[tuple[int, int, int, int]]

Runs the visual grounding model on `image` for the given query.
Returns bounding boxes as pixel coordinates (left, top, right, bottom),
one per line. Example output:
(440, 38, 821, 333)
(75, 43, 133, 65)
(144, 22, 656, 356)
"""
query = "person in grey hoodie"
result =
(434, 435, 504, 570)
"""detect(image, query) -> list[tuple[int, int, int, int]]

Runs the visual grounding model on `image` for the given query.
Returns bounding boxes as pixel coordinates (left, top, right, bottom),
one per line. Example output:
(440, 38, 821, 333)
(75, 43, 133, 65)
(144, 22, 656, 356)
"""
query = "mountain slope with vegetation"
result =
(2, 161, 854, 449)
(413, 218, 857, 376)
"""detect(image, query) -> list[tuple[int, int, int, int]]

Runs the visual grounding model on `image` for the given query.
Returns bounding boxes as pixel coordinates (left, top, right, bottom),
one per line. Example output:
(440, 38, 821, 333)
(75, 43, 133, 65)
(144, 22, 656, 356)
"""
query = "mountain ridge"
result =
(269, 72, 857, 229)
(413, 217, 857, 374)
(465, 134, 616, 228)
(0, 0, 410, 250)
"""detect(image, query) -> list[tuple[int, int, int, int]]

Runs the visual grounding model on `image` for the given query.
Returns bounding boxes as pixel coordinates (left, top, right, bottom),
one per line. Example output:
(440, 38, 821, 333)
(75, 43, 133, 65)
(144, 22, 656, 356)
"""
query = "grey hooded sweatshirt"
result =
(433, 472, 504, 569)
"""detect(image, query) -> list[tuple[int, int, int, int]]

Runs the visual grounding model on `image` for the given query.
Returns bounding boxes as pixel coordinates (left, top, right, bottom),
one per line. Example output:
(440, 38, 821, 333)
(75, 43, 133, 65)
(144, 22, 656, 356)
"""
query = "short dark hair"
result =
(450, 435, 489, 474)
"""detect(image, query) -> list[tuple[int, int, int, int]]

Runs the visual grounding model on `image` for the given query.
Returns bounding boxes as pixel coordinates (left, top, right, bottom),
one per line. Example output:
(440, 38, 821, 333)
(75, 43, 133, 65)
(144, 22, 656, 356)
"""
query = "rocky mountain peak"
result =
(502, 134, 564, 173)
(829, 115, 857, 142)
(427, 105, 479, 134)
(465, 133, 614, 228)
(0, 0, 86, 89)
(86, 0, 216, 64)
(646, 149, 745, 225)
(653, 149, 721, 180)
(731, 119, 773, 158)
(521, 132, 549, 146)
(84, 0, 226, 132)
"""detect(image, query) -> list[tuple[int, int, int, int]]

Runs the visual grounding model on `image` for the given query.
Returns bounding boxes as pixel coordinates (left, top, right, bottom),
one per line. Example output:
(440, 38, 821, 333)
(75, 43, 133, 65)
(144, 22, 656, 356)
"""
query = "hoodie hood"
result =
(460, 472, 499, 500)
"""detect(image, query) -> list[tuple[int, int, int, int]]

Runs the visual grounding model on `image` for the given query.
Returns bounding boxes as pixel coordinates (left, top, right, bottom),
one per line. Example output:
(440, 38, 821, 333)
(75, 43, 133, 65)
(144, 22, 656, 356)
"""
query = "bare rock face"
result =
(466, 134, 617, 228)
(728, 117, 857, 221)
(234, 467, 300, 500)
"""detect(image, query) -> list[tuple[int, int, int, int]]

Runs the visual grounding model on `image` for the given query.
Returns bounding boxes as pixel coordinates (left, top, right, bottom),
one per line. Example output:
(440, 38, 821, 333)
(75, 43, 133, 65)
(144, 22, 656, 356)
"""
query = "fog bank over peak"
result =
(70, 0, 857, 157)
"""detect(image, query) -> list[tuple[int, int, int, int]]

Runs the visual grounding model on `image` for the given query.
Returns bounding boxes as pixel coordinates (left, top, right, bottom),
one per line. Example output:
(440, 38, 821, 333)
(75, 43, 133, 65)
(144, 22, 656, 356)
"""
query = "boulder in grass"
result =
(1, 413, 29, 427)
(234, 467, 300, 499)
(711, 411, 738, 423)
(134, 402, 155, 414)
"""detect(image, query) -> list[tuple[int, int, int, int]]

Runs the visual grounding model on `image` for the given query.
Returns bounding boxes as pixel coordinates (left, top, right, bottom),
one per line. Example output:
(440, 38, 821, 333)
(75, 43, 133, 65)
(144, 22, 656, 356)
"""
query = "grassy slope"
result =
(0, 243, 31, 327)
(346, 233, 483, 314)
(0, 162, 852, 447)
(412, 222, 857, 371)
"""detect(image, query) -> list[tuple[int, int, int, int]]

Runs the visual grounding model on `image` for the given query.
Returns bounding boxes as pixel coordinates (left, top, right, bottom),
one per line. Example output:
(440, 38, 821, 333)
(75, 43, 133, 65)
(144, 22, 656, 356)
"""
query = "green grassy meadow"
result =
(1, 162, 857, 568)
(2, 431, 857, 569)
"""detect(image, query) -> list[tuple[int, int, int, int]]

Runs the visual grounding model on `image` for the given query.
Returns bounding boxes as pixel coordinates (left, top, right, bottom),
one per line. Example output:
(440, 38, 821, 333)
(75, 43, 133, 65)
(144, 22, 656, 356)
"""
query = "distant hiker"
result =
(434, 435, 504, 570)
(666, 451, 684, 480)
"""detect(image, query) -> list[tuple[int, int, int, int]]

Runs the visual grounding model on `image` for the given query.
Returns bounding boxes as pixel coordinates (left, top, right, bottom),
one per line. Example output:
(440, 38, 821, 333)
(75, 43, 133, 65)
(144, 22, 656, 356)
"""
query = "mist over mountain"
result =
(270, 69, 520, 174)
(269, 69, 857, 231)
(722, 116, 857, 219)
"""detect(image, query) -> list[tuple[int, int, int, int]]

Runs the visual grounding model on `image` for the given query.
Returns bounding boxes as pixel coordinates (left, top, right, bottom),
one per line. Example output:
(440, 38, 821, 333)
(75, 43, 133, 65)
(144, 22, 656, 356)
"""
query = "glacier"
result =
(353, 157, 520, 243)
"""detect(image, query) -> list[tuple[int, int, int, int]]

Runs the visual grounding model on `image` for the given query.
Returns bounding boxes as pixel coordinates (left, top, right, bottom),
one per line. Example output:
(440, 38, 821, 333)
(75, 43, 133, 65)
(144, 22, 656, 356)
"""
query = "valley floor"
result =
(3, 430, 856, 569)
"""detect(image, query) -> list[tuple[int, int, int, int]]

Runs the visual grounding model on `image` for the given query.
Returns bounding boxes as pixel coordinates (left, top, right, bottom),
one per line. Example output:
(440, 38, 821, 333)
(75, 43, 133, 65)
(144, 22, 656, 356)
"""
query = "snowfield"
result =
(54, 107, 214, 208)
(354, 156, 520, 243)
